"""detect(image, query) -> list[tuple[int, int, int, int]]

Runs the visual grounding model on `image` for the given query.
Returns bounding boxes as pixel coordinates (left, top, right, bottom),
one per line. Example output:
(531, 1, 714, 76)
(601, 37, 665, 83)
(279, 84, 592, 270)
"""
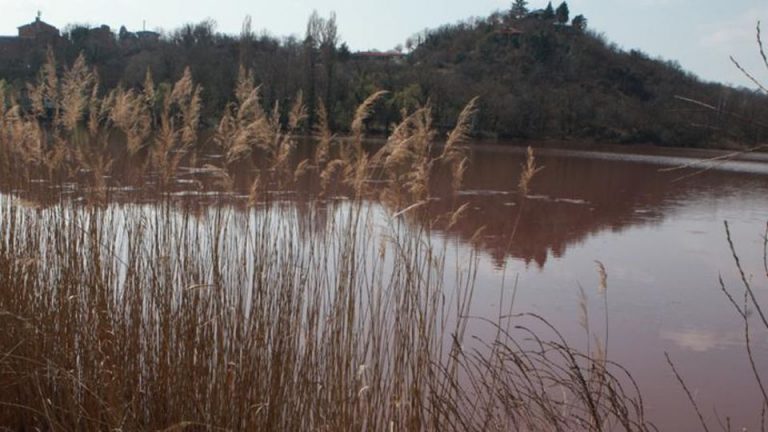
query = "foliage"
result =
(511, 0, 529, 19)
(543, 2, 556, 20)
(0, 9, 766, 148)
(556, 2, 570, 25)
(572, 14, 587, 31)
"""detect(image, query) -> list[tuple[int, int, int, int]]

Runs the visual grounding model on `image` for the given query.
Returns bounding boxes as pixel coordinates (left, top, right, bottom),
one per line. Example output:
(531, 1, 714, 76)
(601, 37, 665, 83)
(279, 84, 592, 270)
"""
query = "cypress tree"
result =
(556, 2, 570, 24)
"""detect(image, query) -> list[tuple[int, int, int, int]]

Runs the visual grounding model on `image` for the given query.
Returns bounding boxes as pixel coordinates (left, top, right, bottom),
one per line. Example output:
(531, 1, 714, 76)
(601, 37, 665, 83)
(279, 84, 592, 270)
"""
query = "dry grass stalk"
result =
(442, 97, 478, 191)
(518, 146, 544, 196)
(143, 68, 156, 108)
(294, 159, 311, 183)
(446, 202, 471, 230)
(313, 100, 334, 167)
(109, 87, 152, 155)
(26, 48, 59, 119)
(59, 54, 96, 132)
(216, 67, 290, 172)
(320, 158, 347, 194)
(288, 91, 307, 131)
(87, 79, 104, 137)
(202, 163, 234, 191)
(150, 67, 203, 186)
(351, 90, 388, 145)
(346, 91, 387, 177)
(0, 194, 654, 431)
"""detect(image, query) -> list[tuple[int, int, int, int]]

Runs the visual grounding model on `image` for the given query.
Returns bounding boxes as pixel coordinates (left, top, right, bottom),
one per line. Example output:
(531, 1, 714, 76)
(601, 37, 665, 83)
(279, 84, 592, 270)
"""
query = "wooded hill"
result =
(1, 5, 766, 148)
(400, 6, 768, 147)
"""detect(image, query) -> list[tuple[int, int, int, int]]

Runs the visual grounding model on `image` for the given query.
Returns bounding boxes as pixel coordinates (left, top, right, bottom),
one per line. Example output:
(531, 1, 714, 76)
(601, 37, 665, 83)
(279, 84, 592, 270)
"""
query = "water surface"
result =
(6, 142, 768, 430)
(451, 145, 768, 430)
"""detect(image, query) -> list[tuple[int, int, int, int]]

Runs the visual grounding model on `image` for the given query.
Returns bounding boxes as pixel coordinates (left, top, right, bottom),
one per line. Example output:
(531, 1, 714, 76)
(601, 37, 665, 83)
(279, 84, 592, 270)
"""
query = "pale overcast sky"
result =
(0, 0, 766, 88)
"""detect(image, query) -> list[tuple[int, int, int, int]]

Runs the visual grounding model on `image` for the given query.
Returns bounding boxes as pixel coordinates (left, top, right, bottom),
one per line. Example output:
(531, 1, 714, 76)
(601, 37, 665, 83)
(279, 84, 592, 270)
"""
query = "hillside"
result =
(0, 8, 766, 148)
(402, 14, 768, 147)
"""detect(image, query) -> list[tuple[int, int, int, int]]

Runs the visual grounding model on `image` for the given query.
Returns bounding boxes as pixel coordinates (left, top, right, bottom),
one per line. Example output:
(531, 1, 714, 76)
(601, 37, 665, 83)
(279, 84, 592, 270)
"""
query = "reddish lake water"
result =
(449, 144, 768, 430)
(5, 142, 768, 430)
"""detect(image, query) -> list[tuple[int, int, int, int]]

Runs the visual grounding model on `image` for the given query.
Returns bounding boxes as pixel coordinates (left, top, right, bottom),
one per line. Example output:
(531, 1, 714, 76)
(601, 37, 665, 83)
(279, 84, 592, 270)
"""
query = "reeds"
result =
(0, 56, 654, 431)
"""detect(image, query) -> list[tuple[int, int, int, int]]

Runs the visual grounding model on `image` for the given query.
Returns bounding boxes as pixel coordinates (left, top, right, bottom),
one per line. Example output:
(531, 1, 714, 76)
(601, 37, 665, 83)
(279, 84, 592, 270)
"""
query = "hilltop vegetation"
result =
(405, 14, 768, 147)
(1, 3, 766, 148)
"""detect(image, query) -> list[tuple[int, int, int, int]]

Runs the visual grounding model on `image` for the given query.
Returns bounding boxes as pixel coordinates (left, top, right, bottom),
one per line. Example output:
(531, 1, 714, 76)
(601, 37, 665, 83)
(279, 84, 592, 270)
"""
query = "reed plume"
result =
(441, 97, 478, 191)
(59, 54, 95, 132)
(173, 68, 202, 149)
(519, 146, 543, 196)
(143, 68, 156, 109)
(87, 78, 105, 137)
(215, 67, 270, 165)
(319, 91, 385, 197)
(313, 99, 334, 167)
(26, 48, 59, 120)
(350, 90, 387, 161)
(288, 90, 307, 131)
(109, 87, 152, 155)
(150, 67, 202, 186)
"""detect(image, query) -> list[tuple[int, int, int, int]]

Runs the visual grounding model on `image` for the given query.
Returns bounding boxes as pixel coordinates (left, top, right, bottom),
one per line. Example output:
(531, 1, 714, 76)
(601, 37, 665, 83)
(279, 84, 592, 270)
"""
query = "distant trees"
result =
(62, 24, 121, 85)
(303, 11, 340, 129)
(511, 0, 529, 19)
(402, 13, 768, 147)
(542, 2, 555, 20)
(118, 26, 132, 42)
(320, 13, 340, 127)
(239, 15, 255, 65)
(572, 14, 587, 31)
(1, 7, 765, 149)
(556, 2, 570, 24)
(304, 13, 320, 128)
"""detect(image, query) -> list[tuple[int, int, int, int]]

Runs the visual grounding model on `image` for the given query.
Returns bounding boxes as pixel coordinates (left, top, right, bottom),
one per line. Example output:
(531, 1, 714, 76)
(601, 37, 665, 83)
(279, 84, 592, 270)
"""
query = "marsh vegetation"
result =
(0, 54, 664, 431)
(0, 53, 766, 431)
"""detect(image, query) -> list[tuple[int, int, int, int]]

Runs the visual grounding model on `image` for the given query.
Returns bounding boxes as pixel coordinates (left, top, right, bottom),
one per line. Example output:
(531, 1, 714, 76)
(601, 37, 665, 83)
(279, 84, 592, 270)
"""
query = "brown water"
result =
(448, 145, 768, 431)
(6, 142, 768, 430)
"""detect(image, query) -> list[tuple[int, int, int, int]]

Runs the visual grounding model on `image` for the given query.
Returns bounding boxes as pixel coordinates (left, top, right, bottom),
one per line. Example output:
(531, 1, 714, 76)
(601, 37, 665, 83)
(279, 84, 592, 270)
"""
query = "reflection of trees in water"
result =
(413, 150, 759, 268)
(3, 145, 762, 270)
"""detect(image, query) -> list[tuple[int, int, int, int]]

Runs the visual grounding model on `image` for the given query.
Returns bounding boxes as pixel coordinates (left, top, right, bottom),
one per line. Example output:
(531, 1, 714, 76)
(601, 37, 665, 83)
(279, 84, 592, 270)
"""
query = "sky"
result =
(0, 0, 766, 88)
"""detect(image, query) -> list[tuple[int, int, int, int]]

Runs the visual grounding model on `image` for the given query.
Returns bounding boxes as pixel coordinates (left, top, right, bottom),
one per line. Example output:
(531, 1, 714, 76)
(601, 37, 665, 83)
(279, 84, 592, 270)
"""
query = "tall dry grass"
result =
(0, 56, 654, 431)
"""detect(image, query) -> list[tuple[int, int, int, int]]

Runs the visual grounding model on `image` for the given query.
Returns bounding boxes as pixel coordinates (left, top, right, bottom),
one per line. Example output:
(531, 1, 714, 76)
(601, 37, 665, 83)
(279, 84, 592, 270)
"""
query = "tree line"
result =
(1, 4, 766, 148)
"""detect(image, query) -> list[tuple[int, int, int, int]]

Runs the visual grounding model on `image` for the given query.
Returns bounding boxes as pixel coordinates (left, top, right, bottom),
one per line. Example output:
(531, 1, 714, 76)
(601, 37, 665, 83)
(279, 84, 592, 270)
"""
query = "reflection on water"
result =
(455, 146, 768, 431)
(660, 328, 745, 352)
(418, 146, 767, 270)
(3, 143, 768, 430)
(413, 145, 768, 430)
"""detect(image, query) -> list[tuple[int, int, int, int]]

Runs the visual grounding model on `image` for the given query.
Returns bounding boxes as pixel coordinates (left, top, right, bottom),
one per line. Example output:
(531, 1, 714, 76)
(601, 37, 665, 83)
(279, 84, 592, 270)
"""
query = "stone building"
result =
(17, 15, 60, 41)
(0, 14, 63, 60)
(0, 15, 64, 78)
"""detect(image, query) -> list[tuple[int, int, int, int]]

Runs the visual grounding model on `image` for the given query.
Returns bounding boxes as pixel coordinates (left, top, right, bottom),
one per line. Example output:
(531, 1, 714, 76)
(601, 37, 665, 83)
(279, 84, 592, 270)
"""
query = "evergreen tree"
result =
(542, 2, 555, 20)
(556, 2, 569, 24)
(511, 0, 529, 19)
(572, 14, 587, 31)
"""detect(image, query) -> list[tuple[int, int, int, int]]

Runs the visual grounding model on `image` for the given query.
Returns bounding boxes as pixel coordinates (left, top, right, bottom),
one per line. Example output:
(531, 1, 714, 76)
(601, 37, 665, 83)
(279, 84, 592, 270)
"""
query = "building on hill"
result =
(136, 31, 160, 43)
(0, 36, 25, 59)
(17, 15, 60, 41)
(0, 14, 63, 54)
(0, 15, 66, 78)
(119, 26, 161, 49)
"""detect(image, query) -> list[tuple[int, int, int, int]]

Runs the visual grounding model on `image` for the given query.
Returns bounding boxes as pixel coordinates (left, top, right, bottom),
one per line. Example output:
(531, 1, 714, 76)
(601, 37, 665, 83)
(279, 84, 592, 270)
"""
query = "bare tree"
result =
(240, 15, 254, 66)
